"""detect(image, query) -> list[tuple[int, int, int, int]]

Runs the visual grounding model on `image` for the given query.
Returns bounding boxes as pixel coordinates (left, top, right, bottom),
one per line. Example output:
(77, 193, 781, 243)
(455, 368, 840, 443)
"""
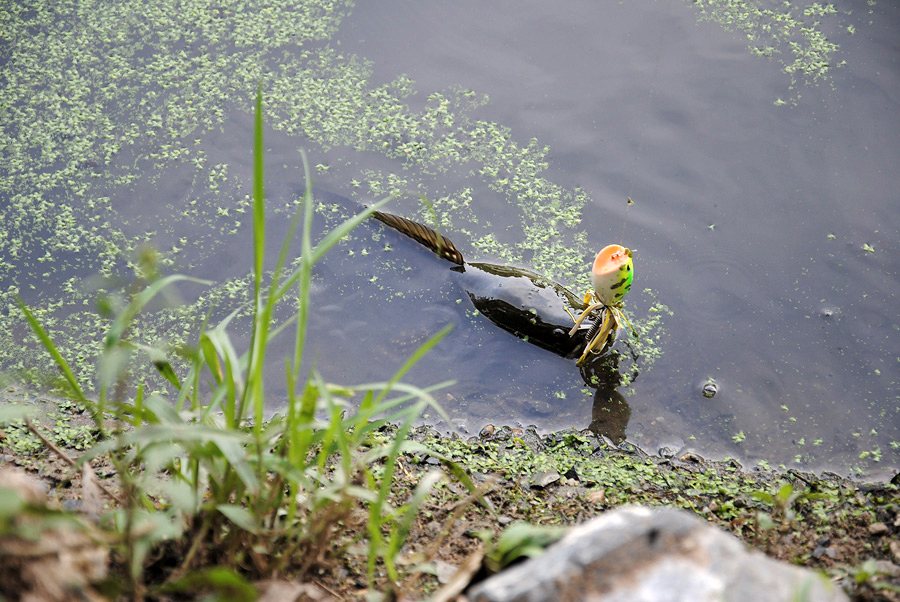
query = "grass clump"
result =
(4, 90, 463, 599)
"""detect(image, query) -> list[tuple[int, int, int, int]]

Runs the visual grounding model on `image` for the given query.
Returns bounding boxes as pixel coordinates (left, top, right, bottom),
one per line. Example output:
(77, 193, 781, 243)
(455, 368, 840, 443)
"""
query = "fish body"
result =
(459, 261, 591, 358)
(372, 211, 600, 358)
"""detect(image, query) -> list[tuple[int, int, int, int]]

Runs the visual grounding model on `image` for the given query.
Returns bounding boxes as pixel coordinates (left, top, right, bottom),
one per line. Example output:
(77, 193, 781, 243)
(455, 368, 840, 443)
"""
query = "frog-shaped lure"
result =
(569, 244, 634, 366)
(591, 244, 633, 305)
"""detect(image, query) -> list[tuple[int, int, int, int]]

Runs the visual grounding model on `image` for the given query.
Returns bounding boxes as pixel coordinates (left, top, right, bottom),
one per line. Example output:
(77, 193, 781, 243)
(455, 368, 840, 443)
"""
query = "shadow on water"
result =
(589, 388, 632, 446)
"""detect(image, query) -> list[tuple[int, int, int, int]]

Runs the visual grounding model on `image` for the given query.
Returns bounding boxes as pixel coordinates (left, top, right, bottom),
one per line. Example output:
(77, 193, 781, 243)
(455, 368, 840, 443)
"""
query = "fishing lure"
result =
(568, 245, 634, 366)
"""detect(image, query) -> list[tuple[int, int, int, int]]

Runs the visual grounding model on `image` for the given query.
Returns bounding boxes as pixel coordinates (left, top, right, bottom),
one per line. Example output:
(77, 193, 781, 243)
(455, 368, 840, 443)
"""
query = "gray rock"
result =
(519, 427, 545, 453)
(435, 559, 459, 584)
(867, 521, 888, 535)
(468, 506, 847, 602)
(529, 470, 561, 489)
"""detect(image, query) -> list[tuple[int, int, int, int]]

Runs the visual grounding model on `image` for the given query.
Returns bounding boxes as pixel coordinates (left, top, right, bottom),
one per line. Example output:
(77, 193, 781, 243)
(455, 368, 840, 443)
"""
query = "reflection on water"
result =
(589, 389, 633, 446)
(1, 1, 897, 478)
(581, 346, 635, 445)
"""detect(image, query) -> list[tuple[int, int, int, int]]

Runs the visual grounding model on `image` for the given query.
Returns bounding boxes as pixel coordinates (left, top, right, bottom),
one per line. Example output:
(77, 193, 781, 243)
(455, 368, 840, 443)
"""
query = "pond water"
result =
(1, 0, 897, 478)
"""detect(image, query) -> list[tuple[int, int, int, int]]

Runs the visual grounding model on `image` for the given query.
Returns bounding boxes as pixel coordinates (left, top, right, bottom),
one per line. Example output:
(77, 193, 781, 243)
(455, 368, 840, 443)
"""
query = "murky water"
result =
(1, 1, 897, 477)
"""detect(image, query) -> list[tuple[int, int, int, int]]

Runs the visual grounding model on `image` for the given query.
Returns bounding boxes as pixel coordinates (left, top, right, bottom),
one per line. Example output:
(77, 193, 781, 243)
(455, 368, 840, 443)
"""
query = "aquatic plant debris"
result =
(0, 0, 612, 389)
(688, 0, 860, 104)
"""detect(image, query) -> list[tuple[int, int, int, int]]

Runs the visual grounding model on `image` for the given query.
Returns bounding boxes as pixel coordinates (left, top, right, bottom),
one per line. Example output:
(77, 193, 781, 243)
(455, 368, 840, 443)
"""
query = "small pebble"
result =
(868, 522, 889, 535)
(530, 470, 561, 489)
(870, 560, 900, 578)
(586, 489, 606, 504)
(62, 499, 82, 512)
(478, 424, 496, 438)
(497, 515, 514, 526)
(701, 380, 718, 398)
(494, 426, 514, 441)
(890, 540, 900, 564)
(435, 560, 458, 585)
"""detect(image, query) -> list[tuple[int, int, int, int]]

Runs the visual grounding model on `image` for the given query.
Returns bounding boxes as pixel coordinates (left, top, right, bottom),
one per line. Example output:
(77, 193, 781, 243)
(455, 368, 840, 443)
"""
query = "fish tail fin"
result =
(372, 210, 465, 266)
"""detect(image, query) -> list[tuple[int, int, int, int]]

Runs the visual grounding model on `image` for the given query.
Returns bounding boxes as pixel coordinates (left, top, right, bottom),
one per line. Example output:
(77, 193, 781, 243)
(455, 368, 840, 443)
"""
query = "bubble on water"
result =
(819, 306, 842, 320)
(701, 378, 719, 399)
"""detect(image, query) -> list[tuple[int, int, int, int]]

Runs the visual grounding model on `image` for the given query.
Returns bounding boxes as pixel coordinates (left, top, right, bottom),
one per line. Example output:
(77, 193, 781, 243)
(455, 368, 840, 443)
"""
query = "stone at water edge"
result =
(468, 505, 847, 602)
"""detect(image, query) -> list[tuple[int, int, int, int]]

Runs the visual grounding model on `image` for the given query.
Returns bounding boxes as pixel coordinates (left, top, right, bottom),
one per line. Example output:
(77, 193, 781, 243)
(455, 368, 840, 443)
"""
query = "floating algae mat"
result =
(1, 1, 897, 478)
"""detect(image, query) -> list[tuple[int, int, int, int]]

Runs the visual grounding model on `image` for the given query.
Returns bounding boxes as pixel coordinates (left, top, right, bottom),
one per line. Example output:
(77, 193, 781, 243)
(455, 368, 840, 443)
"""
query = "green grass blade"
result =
(273, 195, 393, 302)
(314, 371, 354, 479)
(162, 567, 257, 602)
(130, 342, 182, 390)
(367, 403, 422, 583)
(288, 380, 319, 469)
(288, 150, 316, 390)
(200, 327, 244, 426)
(252, 84, 265, 302)
(240, 83, 269, 444)
(316, 402, 348, 477)
(397, 441, 491, 510)
(216, 504, 259, 534)
(385, 469, 444, 580)
(152, 359, 181, 390)
(353, 380, 452, 421)
(17, 297, 89, 405)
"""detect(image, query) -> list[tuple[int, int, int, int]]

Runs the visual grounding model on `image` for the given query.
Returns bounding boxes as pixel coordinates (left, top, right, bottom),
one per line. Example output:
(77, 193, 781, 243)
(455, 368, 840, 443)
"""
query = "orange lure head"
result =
(590, 244, 633, 305)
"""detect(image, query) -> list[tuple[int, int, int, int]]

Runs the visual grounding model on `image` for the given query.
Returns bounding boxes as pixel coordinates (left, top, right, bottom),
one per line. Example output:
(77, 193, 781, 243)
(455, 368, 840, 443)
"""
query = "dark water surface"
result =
(329, 0, 900, 476)
(1, 1, 897, 477)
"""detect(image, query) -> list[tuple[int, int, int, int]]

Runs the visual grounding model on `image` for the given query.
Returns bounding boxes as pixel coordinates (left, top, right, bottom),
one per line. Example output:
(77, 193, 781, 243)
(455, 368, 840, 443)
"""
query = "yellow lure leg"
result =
(569, 301, 606, 336)
(576, 309, 614, 366)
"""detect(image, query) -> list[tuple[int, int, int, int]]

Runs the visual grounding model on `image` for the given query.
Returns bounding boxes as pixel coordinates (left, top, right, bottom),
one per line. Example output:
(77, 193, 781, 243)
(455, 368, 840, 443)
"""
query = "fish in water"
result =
(370, 211, 633, 363)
